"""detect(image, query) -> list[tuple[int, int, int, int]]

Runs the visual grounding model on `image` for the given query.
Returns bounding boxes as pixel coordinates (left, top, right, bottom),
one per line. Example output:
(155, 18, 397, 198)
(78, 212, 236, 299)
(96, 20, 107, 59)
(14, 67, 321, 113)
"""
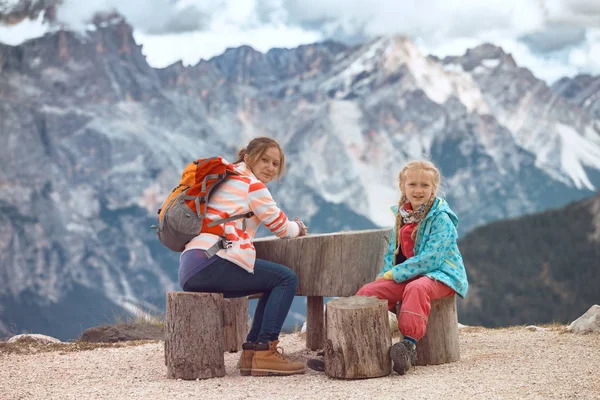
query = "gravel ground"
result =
(1, 326, 599, 400)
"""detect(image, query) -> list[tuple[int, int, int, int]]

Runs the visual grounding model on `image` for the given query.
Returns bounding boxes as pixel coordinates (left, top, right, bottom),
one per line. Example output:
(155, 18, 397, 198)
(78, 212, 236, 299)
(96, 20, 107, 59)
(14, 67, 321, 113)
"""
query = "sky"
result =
(0, 0, 599, 83)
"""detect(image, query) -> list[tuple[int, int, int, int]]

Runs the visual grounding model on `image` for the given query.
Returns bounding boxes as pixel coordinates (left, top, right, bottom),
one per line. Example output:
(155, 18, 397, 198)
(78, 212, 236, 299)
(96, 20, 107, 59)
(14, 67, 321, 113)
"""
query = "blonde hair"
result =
(234, 136, 286, 182)
(394, 160, 441, 255)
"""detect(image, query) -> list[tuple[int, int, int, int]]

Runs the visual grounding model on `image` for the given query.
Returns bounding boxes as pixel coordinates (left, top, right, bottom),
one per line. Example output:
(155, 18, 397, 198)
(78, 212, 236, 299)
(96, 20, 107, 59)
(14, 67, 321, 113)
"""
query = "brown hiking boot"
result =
(238, 342, 255, 376)
(251, 340, 306, 376)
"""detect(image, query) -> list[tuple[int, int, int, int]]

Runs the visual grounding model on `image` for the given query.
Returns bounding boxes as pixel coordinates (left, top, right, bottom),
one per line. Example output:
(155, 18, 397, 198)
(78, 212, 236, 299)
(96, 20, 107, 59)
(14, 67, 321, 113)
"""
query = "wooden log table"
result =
(254, 228, 391, 350)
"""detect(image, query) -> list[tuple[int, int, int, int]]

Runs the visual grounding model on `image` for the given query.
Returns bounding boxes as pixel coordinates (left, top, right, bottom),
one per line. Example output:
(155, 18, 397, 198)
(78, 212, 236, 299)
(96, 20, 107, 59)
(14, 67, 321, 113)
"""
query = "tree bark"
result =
(415, 295, 460, 366)
(222, 297, 248, 352)
(165, 292, 225, 380)
(324, 296, 392, 379)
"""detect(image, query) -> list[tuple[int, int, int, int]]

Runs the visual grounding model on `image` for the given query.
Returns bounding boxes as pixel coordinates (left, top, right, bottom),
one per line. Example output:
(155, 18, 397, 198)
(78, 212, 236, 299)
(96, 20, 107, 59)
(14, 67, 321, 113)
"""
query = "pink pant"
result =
(356, 276, 454, 341)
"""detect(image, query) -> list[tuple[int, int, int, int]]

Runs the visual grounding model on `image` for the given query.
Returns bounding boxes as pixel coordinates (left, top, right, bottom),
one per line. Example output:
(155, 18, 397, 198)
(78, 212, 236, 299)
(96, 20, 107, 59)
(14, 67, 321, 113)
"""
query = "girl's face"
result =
(401, 169, 435, 209)
(246, 146, 281, 184)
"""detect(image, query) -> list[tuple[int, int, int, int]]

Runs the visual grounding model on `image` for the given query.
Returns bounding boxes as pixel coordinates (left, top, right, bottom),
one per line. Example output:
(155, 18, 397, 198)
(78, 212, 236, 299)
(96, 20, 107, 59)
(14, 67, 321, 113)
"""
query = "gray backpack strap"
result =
(202, 173, 226, 192)
(180, 171, 234, 218)
(204, 236, 236, 257)
(207, 212, 254, 227)
(181, 194, 204, 217)
(204, 240, 223, 258)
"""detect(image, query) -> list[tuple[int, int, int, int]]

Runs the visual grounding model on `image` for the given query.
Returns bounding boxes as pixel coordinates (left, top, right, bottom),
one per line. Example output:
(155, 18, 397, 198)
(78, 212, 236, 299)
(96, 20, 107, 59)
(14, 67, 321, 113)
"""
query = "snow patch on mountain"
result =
(555, 123, 600, 190)
(328, 100, 398, 227)
(330, 101, 364, 149)
(442, 63, 464, 73)
(309, 100, 365, 204)
(584, 124, 600, 143)
(482, 59, 501, 69)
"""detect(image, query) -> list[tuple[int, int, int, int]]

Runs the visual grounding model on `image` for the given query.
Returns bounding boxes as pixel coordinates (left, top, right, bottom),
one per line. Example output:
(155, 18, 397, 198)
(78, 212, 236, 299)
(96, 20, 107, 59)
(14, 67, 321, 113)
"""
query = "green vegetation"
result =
(457, 193, 600, 327)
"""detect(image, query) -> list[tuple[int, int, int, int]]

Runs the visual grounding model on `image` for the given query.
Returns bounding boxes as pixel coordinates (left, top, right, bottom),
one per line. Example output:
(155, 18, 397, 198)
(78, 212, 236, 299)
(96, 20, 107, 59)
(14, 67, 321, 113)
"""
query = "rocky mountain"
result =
(1, 16, 600, 340)
(458, 191, 600, 327)
(552, 74, 600, 120)
(440, 45, 600, 193)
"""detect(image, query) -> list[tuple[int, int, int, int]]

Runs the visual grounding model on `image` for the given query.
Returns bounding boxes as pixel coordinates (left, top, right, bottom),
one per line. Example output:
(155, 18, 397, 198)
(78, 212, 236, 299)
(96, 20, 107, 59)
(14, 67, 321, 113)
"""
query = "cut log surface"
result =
(254, 228, 391, 296)
(415, 295, 460, 366)
(222, 297, 248, 352)
(325, 296, 392, 379)
(165, 292, 225, 380)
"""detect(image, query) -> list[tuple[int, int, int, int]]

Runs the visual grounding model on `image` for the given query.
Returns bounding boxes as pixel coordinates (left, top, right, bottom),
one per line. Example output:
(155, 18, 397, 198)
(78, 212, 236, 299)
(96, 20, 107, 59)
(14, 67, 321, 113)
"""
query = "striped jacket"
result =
(182, 161, 301, 272)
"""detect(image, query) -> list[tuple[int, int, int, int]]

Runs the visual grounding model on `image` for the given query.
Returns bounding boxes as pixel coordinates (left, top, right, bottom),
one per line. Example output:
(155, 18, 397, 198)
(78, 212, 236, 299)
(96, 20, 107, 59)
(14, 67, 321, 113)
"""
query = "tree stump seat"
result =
(222, 297, 248, 352)
(395, 294, 460, 366)
(324, 296, 392, 379)
(164, 292, 248, 380)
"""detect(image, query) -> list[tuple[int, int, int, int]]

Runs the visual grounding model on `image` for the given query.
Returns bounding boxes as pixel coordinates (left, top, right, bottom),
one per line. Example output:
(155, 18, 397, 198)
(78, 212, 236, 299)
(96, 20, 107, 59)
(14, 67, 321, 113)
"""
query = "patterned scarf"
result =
(399, 198, 434, 224)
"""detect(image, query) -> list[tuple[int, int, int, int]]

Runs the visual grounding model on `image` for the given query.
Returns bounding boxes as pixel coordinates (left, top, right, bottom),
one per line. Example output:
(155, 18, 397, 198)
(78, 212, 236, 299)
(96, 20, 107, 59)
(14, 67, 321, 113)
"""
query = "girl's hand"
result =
(294, 217, 308, 236)
(375, 276, 385, 281)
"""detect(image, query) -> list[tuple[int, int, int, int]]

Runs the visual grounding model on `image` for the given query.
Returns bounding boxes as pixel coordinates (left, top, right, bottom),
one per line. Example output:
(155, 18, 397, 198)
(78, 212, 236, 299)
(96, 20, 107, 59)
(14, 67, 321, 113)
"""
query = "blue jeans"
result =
(183, 256, 299, 343)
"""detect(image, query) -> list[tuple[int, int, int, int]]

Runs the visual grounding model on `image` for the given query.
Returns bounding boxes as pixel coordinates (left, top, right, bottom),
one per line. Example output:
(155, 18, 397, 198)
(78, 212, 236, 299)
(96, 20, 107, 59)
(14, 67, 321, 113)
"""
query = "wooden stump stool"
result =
(165, 292, 225, 380)
(396, 295, 460, 366)
(324, 296, 392, 379)
(222, 297, 248, 352)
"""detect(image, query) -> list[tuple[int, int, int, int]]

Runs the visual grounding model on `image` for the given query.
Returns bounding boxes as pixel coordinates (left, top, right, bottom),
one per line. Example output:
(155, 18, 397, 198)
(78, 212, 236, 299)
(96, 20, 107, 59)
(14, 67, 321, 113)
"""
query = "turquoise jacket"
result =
(378, 197, 469, 298)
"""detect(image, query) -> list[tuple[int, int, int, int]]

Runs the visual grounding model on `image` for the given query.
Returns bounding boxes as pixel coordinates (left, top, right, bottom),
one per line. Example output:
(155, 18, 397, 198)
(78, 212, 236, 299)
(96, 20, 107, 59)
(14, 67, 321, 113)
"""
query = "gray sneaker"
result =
(306, 357, 325, 372)
(390, 339, 417, 375)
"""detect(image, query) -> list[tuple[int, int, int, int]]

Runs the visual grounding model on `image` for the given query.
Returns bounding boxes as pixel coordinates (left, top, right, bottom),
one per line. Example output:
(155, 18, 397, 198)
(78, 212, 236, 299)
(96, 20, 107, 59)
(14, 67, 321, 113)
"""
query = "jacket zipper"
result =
(413, 198, 440, 256)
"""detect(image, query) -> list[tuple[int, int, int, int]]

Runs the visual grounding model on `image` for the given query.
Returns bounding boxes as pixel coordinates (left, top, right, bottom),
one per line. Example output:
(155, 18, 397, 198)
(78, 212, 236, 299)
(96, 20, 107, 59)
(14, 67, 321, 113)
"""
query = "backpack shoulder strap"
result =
(207, 212, 254, 227)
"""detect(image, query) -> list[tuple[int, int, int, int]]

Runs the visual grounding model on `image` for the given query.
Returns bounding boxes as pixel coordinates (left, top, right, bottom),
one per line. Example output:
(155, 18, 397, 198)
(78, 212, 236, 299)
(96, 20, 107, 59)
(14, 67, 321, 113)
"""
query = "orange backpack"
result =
(154, 157, 253, 252)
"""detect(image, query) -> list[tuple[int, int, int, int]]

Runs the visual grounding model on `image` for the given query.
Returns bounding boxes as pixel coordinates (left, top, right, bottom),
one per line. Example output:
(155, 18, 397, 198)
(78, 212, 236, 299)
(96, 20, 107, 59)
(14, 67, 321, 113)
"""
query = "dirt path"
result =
(2, 326, 599, 400)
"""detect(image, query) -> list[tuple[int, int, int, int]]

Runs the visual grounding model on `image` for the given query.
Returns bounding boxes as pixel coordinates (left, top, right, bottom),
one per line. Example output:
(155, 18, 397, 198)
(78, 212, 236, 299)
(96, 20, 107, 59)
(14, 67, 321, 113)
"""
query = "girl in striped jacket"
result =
(179, 137, 308, 377)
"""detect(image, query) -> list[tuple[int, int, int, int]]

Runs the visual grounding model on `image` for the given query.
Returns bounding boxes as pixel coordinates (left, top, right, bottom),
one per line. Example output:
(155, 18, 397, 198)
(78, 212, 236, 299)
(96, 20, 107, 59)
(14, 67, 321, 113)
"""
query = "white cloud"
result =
(56, 0, 218, 34)
(567, 29, 600, 72)
(0, 0, 599, 81)
(0, 12, 49, 45)
(137, 0, 600, 80)
(53, 0, 322, 66)
(273, 0, 545, 39)
(135, 24, 323, 67)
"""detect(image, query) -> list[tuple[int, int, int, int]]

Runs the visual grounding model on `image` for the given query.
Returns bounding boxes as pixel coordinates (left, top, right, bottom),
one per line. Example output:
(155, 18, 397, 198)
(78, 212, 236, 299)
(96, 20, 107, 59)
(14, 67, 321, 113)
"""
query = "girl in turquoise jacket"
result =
(357, 160, 468, 375)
